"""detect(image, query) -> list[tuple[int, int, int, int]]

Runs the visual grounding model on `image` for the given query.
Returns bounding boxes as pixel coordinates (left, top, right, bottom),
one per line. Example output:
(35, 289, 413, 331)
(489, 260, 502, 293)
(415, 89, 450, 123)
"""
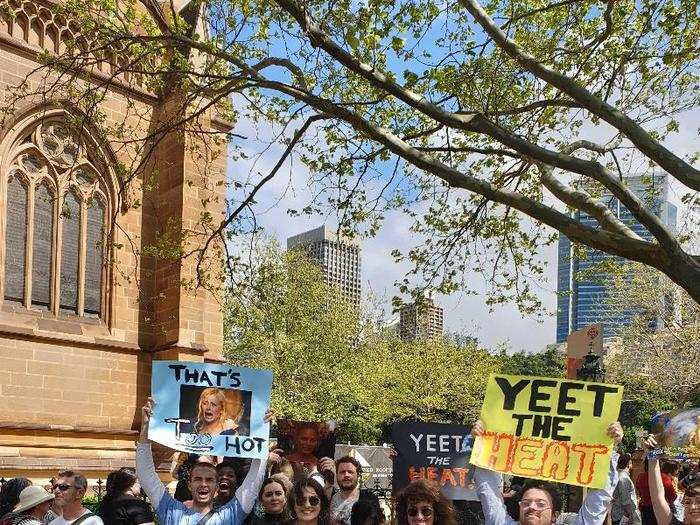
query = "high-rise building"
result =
(399, 296, 444, 342)
(287, 225, 362, 308)
(556, 174, 677, 343)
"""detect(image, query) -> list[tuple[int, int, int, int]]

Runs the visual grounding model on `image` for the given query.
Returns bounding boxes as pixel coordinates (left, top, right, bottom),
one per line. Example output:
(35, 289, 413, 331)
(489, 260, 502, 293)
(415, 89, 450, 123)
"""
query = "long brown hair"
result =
(395, 480, 456, 525)
(287, 476, 330, 525)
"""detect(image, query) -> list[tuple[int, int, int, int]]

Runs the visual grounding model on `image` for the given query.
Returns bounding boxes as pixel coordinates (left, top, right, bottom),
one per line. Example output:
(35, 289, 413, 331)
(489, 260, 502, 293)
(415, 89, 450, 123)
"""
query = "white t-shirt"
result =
(49, 509, 104, 525)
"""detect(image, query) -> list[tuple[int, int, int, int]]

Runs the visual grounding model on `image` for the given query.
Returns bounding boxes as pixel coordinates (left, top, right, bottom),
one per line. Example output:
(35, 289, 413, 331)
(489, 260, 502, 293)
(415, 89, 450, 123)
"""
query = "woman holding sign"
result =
(471, 419, 624, 525)
(646, 435, 700, 525)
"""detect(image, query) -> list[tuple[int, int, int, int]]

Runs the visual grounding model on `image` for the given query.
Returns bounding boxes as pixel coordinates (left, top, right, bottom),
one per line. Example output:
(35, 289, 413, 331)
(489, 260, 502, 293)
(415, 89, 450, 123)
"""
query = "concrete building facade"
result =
(556, 174, 677, 342)
(287, 225, 362, 308)
(399, 297, 444, 342)
(0, 0, 229, 483)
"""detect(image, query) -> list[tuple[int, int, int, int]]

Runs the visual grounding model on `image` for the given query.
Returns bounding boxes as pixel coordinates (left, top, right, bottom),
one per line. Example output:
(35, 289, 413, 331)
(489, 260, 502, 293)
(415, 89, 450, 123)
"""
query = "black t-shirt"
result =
(98, 498, 154, 525)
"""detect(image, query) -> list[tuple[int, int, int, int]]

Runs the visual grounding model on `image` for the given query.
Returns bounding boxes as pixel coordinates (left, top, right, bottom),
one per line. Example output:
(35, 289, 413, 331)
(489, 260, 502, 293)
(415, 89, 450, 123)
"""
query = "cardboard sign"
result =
(650, 407, 700, 459)
(392, 422, 477, 500)
(566, 324, 603, 359)
(470, 374, 623, 489)
(149, 361, 273, 458)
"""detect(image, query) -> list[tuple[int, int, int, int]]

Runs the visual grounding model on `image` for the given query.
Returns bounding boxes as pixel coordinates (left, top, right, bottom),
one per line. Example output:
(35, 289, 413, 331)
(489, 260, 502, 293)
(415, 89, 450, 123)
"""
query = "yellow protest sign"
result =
(470, 374, 623, 489)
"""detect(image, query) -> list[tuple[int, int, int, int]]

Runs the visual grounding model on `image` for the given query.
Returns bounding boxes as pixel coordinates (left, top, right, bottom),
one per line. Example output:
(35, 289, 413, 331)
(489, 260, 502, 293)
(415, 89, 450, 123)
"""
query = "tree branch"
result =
(459, 0, 700, 192)
(191, 113, 328, 285)
(537, 163, 640, 238)
(251, 57, 309, 90)
(254, 78, 664, 268)
(267, 1, 682, 257)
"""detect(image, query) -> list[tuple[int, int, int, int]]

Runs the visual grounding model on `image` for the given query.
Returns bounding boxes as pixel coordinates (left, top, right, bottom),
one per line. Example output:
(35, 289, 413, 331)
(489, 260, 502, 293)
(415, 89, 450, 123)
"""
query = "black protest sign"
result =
(392, 421, 476, 500)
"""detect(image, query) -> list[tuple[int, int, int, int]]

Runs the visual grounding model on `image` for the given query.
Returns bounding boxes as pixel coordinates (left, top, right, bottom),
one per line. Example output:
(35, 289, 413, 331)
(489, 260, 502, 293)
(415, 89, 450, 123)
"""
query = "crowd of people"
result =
(0, 402, 698, 525)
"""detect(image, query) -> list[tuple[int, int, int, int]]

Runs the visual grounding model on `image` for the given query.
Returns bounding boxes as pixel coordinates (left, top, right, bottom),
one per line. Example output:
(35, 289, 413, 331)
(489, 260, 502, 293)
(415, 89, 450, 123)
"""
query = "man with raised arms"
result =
(136, 398, 276, 525)
(471, 419, 624, 525)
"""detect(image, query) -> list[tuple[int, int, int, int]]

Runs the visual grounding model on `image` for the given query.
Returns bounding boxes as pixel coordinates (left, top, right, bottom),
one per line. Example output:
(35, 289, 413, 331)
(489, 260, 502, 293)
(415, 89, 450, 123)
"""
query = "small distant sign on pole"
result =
(565, 324, 603, 379)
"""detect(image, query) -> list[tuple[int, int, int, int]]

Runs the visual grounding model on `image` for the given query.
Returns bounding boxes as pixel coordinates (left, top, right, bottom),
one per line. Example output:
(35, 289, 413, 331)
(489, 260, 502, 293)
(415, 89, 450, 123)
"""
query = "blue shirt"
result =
(473, 452, 620, 525)
(155, 492, 246, 525)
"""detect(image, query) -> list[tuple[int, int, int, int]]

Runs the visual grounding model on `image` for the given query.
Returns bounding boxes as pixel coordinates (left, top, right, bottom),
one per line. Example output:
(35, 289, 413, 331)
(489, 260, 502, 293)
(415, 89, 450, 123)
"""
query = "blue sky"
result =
(225, 103, 697, 353)
(218, 3, 699, 353)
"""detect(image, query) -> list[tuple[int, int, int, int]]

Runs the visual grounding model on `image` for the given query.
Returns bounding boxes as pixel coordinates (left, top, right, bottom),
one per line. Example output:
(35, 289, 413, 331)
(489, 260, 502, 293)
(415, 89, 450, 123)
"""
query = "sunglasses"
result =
(294, 496, 321, 507)
(53, 484, 73, 492)
(295, 495, 320, 507)
(407, 506, 433, 518)
(518, 499, 550, 511)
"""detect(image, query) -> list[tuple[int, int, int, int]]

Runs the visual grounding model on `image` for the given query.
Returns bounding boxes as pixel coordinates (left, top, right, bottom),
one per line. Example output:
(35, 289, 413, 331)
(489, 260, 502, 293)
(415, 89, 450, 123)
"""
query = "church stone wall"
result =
(0, 0, 230, 482)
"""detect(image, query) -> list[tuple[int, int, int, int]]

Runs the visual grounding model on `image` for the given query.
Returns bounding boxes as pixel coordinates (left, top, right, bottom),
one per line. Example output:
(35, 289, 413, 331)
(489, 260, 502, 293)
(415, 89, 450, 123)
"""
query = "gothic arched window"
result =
(2, 119, 111, 319)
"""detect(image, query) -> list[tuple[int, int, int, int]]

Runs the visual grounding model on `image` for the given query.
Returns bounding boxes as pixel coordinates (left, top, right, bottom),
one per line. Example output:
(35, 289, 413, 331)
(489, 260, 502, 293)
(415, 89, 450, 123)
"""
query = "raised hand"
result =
(139, 397, 156, 443)
(471, 419, 485, 437)
(607, 421, 624, 444)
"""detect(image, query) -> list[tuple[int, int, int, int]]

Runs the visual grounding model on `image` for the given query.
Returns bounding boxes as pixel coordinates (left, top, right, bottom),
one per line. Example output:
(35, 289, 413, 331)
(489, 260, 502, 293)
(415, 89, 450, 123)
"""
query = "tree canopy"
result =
(500, 346, 565, 378)
(224, 236, 502, 443)
(8, 0, 699, 309)
(603, 262, 700, 406)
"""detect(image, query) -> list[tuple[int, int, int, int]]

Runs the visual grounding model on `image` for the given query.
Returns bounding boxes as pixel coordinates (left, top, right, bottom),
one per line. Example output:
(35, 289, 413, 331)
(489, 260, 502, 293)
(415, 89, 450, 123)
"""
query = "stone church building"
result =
(0, 0, 229, 483)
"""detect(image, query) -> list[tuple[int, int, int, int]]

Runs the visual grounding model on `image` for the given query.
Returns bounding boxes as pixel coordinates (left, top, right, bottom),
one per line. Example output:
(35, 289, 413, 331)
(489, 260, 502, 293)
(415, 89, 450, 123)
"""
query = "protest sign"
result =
(566, 324, 603, 379)
(392, 421, 476, 500)
(650, 407, 700, 459)
(276, 418, 337, 468)
(470, 374, 623, 489)
(149, 360, 272, 458)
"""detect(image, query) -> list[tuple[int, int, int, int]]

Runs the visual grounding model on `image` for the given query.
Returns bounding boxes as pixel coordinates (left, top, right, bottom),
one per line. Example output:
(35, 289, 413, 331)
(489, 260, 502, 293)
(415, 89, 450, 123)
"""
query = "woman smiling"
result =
(287, 478, 331, 525)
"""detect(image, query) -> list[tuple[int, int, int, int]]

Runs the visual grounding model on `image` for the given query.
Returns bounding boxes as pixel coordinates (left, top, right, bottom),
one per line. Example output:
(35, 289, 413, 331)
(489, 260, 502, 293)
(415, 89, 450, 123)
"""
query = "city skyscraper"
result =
(399, 296, 444, 342)
(287, 225, 362, 308)
(556, 174, 677, 343)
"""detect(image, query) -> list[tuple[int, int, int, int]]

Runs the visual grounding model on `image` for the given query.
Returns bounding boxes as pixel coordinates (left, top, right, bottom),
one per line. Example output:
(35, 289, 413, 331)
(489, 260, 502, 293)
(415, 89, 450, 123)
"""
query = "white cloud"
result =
(224, 105, 698, 353)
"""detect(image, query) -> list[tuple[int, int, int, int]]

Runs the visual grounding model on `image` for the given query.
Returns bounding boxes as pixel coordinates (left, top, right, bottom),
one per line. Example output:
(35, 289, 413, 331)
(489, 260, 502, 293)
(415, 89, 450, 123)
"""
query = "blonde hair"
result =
(224, 389, 244, 423)
(195, 388, 244, 433)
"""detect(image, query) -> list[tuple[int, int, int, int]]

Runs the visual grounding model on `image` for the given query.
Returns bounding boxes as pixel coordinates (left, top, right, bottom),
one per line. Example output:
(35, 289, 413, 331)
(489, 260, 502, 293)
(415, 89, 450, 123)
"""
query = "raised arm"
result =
(136, 398, 166, 508)
(234, 409, 277, 513)
(571, 422, 624, 525)
(471, 419, 519, 525)
(235, 457, 266, 513)
(646, 436, 673, 525)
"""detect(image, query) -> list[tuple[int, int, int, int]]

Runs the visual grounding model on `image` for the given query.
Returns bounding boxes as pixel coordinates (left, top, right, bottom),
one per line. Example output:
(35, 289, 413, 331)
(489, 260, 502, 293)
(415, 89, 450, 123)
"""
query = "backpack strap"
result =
(195, 511, 216, 525)
(71, 513, 96, 525)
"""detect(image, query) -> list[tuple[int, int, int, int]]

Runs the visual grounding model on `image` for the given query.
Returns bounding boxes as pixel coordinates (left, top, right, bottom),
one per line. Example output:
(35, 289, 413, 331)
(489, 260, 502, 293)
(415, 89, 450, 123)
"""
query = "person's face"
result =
(52, 477, 83, 507)
(294, 486, 321, 522)
(261, 481, 286, 514)
(406, 500, 434, 525)
(35, 500, 52, 517)
(683, 488, 700, 525)
(188, 466, 218, 506)
(217, 466, 237, 498)
(337, 462, 359, 491)
(201, 395, 223, 424)
(295, 428, 319, 455)
(518, 488, 558, 525)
